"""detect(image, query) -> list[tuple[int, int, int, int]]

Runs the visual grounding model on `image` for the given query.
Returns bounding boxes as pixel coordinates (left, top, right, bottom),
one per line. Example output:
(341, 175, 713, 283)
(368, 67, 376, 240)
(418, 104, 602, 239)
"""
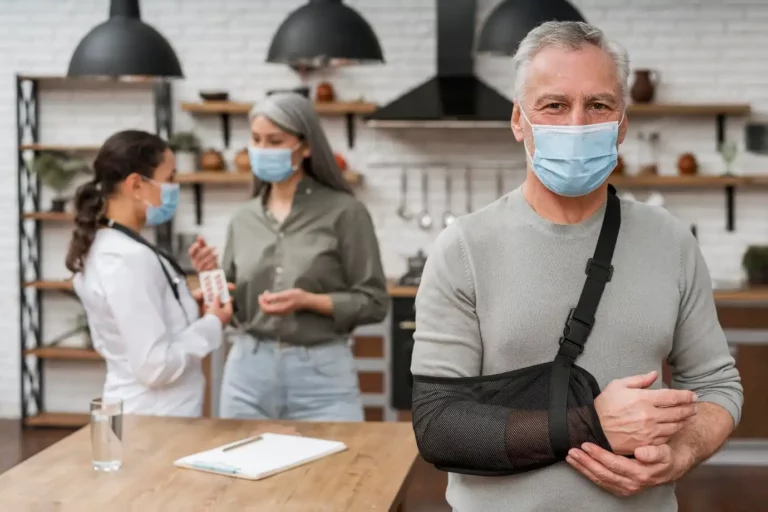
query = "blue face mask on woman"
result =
(520, 107, 624, 197)
(143, 179, 180, 226)
(248, 145, 300, 183)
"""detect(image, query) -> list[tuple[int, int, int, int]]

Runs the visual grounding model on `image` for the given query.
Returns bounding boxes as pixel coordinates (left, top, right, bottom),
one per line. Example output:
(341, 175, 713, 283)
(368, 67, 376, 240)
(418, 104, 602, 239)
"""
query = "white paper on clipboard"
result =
(174, 433, 347, 480)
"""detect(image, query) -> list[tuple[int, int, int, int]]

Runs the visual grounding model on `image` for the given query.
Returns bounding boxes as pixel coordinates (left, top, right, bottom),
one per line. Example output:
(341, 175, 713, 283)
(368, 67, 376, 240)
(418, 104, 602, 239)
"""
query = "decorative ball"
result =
(677, 153, 698, 175)
(613, 155, 625, 175)
(200, 149, 225, 171)
(234, 148, 250, 173)
(334, 153, 347, 171)
(316, 82, 335, 103)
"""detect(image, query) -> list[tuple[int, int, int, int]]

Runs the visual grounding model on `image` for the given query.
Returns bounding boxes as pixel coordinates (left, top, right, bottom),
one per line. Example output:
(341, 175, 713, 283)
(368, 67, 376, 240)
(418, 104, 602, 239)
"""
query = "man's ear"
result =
(511, 101, 525, 142)
(617, 112, 628, 145)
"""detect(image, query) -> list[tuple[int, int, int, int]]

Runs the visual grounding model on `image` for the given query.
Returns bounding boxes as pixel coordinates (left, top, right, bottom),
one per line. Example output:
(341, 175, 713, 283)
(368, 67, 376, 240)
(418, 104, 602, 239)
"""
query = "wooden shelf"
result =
(179, 169, 362, 224)
(18, 74, 161, 85)
(19, 143, 100, 152)
(608, 174, 768, 231)
(626, 103, 751, 116)
(24, 347, 101, 361)
(25, 277, 200, 292)
(714, 287, 768, 302)
(315, 101, 378, 116)
(21, 211, 73, 221)
(24, 412, 89, 428)
(180, 100, 377, 116)
(176, 170, 362, 185)
(388, 283, 768, 303)
(24, 280, 73, 291)
(609, 175, 754, 188)
(181, 100, 377, 151)
(176, 171, 251, 185)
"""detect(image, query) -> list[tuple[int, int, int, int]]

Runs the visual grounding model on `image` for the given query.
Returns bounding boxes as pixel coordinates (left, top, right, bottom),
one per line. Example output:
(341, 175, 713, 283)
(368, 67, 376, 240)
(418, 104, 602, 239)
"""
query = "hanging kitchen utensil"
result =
(442, 167, 456, 228)
(465, 166, 473, 214)
(396, 166, 412, 220)
(417, 168, 433, 230)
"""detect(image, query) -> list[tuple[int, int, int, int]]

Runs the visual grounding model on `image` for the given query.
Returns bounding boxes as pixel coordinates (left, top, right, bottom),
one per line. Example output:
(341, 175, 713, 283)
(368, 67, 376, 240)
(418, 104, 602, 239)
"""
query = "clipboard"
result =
(173, 433, 348, 480)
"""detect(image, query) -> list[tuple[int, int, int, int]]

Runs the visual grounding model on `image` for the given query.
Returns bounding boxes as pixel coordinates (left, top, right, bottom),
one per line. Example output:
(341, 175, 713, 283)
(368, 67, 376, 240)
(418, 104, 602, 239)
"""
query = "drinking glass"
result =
(90, 397, 123, 472)
(720, 142, 738, 175)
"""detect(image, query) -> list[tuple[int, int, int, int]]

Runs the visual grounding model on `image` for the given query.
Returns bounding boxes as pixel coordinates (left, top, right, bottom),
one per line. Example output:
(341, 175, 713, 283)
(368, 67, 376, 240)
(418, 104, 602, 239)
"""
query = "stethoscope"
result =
(100, 218, 192, 325)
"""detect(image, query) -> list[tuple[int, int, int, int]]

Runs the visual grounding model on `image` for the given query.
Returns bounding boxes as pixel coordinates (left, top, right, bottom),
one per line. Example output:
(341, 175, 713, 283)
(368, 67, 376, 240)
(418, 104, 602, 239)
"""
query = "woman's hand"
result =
(205, 296, 234, 326)
(259, 289, 310, 315)
(259, 289, 334, 316)
(188, 236, 218, 272)
(191, 283, 236, 317)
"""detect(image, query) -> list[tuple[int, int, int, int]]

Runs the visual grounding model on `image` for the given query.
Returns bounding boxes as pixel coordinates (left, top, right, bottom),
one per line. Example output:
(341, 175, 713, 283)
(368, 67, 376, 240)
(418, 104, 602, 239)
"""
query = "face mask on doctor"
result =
(140, 177, 180, 226)
(519, 106, 624, 197)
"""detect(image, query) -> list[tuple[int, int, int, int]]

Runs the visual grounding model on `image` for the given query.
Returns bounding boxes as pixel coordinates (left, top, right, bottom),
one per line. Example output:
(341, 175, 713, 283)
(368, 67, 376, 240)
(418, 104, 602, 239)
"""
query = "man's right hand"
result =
(188, 235, 218, 272)
(594, 370, 698, 456)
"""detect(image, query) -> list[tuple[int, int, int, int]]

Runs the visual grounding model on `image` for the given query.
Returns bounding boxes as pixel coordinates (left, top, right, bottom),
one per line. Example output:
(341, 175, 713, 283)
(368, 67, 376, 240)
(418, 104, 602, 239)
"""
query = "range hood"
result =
(366, 0, 512, 129)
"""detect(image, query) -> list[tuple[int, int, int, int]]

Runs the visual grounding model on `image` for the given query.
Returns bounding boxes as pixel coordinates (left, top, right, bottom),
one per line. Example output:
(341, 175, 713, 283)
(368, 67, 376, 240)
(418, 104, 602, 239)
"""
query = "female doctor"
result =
(67, 129, 233, 417)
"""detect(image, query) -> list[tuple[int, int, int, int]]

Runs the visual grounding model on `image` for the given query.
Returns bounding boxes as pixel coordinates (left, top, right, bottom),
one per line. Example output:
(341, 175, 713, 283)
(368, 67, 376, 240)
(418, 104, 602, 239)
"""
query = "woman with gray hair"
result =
(189, 92, 388, 421)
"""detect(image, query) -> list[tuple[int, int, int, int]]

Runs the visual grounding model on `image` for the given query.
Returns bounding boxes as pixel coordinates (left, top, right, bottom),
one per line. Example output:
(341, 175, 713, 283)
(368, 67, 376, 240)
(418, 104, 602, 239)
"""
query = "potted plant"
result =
(168, 132, 201, 173)
(742, 245, 768, 286)
(43, 311, 92, 349)
(31, 153, 91, 212)
(75, 312, 93, 349)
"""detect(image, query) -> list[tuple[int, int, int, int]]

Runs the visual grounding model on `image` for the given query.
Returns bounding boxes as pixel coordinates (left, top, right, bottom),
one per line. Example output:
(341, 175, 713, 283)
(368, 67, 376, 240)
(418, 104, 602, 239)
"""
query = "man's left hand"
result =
(566, 442, 686, 498)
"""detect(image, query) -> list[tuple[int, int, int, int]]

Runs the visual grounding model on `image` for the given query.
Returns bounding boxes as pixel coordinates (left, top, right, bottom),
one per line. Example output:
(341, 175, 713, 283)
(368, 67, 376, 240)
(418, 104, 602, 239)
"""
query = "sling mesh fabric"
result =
(412, 362, 611, 476)
(411, 187, 621, 476)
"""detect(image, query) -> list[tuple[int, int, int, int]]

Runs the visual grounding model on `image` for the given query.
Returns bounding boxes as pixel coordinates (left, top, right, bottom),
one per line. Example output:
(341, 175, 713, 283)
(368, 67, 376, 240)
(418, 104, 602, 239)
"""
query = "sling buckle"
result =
(586, 258, 613, 283)
(558, 308, 592, 356)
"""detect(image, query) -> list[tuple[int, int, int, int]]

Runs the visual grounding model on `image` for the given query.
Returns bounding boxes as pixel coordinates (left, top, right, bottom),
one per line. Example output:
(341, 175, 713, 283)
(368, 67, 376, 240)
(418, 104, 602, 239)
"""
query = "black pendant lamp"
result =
(67, 0, 183, 78)
(267, 0, 384, 68)
(476, 0, 586, 56)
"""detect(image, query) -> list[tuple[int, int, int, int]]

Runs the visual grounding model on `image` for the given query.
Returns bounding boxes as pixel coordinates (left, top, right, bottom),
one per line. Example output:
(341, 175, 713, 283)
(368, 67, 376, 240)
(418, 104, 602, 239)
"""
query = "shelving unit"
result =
(624, 103, 752, 232)
(16, 74, 175, 428)
(181, 100, 377, 149)
(176, 169, 363, 225)
(179, 99, 369, 224)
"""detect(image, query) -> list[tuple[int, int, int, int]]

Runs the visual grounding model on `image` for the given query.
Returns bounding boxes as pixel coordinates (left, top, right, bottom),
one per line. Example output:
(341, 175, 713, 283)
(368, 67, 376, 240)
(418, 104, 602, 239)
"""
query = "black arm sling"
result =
(410, 185, 621, 476)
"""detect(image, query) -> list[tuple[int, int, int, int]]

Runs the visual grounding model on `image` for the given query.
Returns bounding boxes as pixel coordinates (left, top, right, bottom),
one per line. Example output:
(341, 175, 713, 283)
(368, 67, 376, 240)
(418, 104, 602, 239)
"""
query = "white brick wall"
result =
(2, 0, 768, 418)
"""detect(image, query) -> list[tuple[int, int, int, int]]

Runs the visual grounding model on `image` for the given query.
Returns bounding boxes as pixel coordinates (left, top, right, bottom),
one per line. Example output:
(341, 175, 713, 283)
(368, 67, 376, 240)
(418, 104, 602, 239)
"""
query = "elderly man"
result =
(410, 21, 742, 512)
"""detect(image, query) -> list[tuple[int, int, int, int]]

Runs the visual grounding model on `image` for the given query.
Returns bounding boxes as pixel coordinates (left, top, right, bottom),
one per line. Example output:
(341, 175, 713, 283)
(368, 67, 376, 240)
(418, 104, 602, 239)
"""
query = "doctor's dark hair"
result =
(65, 130, 168, 273)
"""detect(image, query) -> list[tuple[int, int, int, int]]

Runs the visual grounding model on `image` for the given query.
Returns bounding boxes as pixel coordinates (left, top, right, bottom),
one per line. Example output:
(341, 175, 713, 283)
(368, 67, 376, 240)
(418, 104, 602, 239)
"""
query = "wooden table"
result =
(0, 415, 419, 511)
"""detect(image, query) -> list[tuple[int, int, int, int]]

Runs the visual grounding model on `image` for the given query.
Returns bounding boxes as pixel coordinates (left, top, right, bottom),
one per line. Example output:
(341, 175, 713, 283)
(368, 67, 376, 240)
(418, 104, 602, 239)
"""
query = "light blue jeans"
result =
(219, 334, 364, 421)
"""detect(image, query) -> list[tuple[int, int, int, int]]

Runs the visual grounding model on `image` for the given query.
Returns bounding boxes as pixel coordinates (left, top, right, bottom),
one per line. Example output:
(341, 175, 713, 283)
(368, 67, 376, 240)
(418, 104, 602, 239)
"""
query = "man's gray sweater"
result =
(410, 186, 743, 512)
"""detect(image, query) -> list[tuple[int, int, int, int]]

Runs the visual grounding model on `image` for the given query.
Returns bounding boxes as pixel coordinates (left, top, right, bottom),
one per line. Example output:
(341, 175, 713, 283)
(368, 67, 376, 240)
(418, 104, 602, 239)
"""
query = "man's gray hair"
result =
(512, 21, 630, 105)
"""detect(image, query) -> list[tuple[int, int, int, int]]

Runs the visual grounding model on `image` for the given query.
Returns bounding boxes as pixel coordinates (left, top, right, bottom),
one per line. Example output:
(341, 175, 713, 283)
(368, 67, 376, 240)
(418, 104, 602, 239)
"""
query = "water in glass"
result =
(90, 397, 123, 471)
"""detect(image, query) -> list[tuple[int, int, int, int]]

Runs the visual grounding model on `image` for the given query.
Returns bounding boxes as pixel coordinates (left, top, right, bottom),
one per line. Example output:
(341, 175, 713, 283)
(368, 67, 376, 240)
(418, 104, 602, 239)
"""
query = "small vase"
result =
(747, 267, 768, 286)
(630, 69, 659, 104)
(50, 198, 67, 212)
(175, 151, 197, 173)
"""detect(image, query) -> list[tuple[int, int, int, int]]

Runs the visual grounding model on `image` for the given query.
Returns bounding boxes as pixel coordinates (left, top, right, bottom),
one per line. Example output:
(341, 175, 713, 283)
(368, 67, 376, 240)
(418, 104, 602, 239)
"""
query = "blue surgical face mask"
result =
(248, 145, 300, 183)
(143, 179, 180, 226)
(520, 107, 624, 197)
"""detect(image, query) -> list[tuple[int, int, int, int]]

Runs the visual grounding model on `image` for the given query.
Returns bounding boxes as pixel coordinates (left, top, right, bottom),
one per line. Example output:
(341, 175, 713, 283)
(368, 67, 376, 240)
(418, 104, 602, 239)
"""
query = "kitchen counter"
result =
(388, 280, 768, 303)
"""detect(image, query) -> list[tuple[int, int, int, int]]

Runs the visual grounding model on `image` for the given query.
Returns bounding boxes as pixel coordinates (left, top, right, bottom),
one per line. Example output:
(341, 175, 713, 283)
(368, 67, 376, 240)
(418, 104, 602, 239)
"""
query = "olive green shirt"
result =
(221, 176, 389, 345)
